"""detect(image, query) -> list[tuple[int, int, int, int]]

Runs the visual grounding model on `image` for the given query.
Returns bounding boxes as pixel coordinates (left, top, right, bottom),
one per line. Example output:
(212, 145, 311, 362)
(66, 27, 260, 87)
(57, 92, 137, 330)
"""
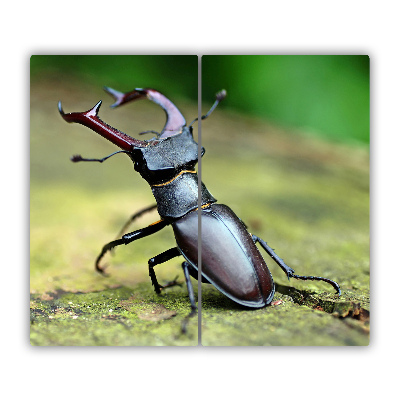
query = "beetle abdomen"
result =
(172, 204, 275, 308)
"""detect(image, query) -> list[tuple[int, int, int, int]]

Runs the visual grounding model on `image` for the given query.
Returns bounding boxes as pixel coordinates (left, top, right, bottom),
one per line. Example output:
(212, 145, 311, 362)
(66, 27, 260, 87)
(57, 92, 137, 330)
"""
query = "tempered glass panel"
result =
(30, 55, 199, 346)
(200, 55, 369, 346)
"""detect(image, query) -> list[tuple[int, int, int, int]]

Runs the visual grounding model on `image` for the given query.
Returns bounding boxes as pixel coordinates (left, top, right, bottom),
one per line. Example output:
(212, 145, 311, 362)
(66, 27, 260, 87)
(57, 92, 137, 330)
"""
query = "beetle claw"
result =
(153, 284, 163, 294)
(285, 267, 295, 280)
(104, 86, 146, 108)
(291, 273, 341, 295)
(104, 86, 186, 138)
(161, 275, 182, 289)
(181, 307, 197, 334)
(96, 263, 109, 276)
(58, 98, 147, 149)
(58, 101, 64, 114)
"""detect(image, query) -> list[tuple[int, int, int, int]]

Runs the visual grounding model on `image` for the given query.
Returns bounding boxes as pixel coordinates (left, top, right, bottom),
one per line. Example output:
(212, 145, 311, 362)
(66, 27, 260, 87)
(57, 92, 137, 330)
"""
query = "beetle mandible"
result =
(58, 87, 341, 318)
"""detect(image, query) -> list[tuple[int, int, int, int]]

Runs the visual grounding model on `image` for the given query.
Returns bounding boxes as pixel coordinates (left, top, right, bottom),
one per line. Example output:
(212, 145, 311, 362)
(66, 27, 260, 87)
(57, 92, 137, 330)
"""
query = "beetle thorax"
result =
(131, 127, 200, 185)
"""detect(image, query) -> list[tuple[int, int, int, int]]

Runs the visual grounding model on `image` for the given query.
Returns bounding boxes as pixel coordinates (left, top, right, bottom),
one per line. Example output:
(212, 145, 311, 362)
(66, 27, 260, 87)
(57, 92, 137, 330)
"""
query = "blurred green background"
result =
(31, 55, 369, 145)
(202, 55, 369, 145)
(31, 55, 198, 100)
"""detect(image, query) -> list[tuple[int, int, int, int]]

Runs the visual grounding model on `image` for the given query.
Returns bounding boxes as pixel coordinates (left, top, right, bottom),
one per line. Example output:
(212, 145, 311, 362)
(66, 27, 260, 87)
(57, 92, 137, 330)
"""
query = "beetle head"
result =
(58, 87, 203, 185)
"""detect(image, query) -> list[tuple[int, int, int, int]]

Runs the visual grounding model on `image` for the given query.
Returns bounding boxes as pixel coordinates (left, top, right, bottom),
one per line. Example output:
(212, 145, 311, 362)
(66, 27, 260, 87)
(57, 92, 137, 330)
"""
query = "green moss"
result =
(30, 286, 198, 346)
(200, 285, 369, 346)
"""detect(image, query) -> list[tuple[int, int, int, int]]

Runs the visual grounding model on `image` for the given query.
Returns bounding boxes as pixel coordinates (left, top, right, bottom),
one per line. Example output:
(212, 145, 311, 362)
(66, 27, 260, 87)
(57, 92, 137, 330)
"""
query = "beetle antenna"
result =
(189, 89, 227, 127)
(70, 150, 130, 163)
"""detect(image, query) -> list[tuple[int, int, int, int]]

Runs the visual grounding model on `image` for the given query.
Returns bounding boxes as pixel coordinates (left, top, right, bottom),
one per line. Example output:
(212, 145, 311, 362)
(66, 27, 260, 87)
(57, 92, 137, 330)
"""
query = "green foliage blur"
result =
(30, 55, 198, 101)
(203, 55, 369, 145)
(31, 55, 369, 145)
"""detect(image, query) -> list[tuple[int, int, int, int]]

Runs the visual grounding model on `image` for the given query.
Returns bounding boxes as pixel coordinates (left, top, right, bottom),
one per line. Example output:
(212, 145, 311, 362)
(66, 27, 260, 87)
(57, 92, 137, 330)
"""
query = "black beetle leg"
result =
(181, 261, 198, 334)
(252, 235, 294, 277)
(95, 219, 169, 274)
(148, 248, 181, 294)
(116, 204, 158, 238)
(289, 273, 341, 295)
(181, 262, 197, 312)
(252, 234, 341, 295)
(161, 275, 183, 289)
(148, 253, 197, 334)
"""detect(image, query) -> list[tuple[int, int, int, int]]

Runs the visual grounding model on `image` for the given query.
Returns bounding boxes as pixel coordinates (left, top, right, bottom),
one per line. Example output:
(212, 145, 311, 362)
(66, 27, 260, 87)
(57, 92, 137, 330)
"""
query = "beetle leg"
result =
(116, 204, 158, 238)
(162, 275, 183, 289)
(181, 261, 198, 334)
(186, 263, 211, 284)
(95, 219, 169, 274)
(289, 273, 341, 296)
(148, 248, 181, 293)
(252, 235, 294, 277)
(252, 235, 341, 295)
(148, 255, 197, 334)
(181, 262, 197, 311)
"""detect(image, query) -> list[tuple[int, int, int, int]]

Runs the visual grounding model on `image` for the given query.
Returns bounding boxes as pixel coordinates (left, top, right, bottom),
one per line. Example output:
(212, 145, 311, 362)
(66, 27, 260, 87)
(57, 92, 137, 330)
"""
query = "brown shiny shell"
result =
(172, 204, 275, 308)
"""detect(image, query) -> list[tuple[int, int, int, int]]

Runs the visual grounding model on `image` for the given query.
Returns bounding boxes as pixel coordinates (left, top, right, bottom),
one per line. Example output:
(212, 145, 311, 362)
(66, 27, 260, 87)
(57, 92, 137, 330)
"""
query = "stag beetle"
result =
(58, 87, 341, 318)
